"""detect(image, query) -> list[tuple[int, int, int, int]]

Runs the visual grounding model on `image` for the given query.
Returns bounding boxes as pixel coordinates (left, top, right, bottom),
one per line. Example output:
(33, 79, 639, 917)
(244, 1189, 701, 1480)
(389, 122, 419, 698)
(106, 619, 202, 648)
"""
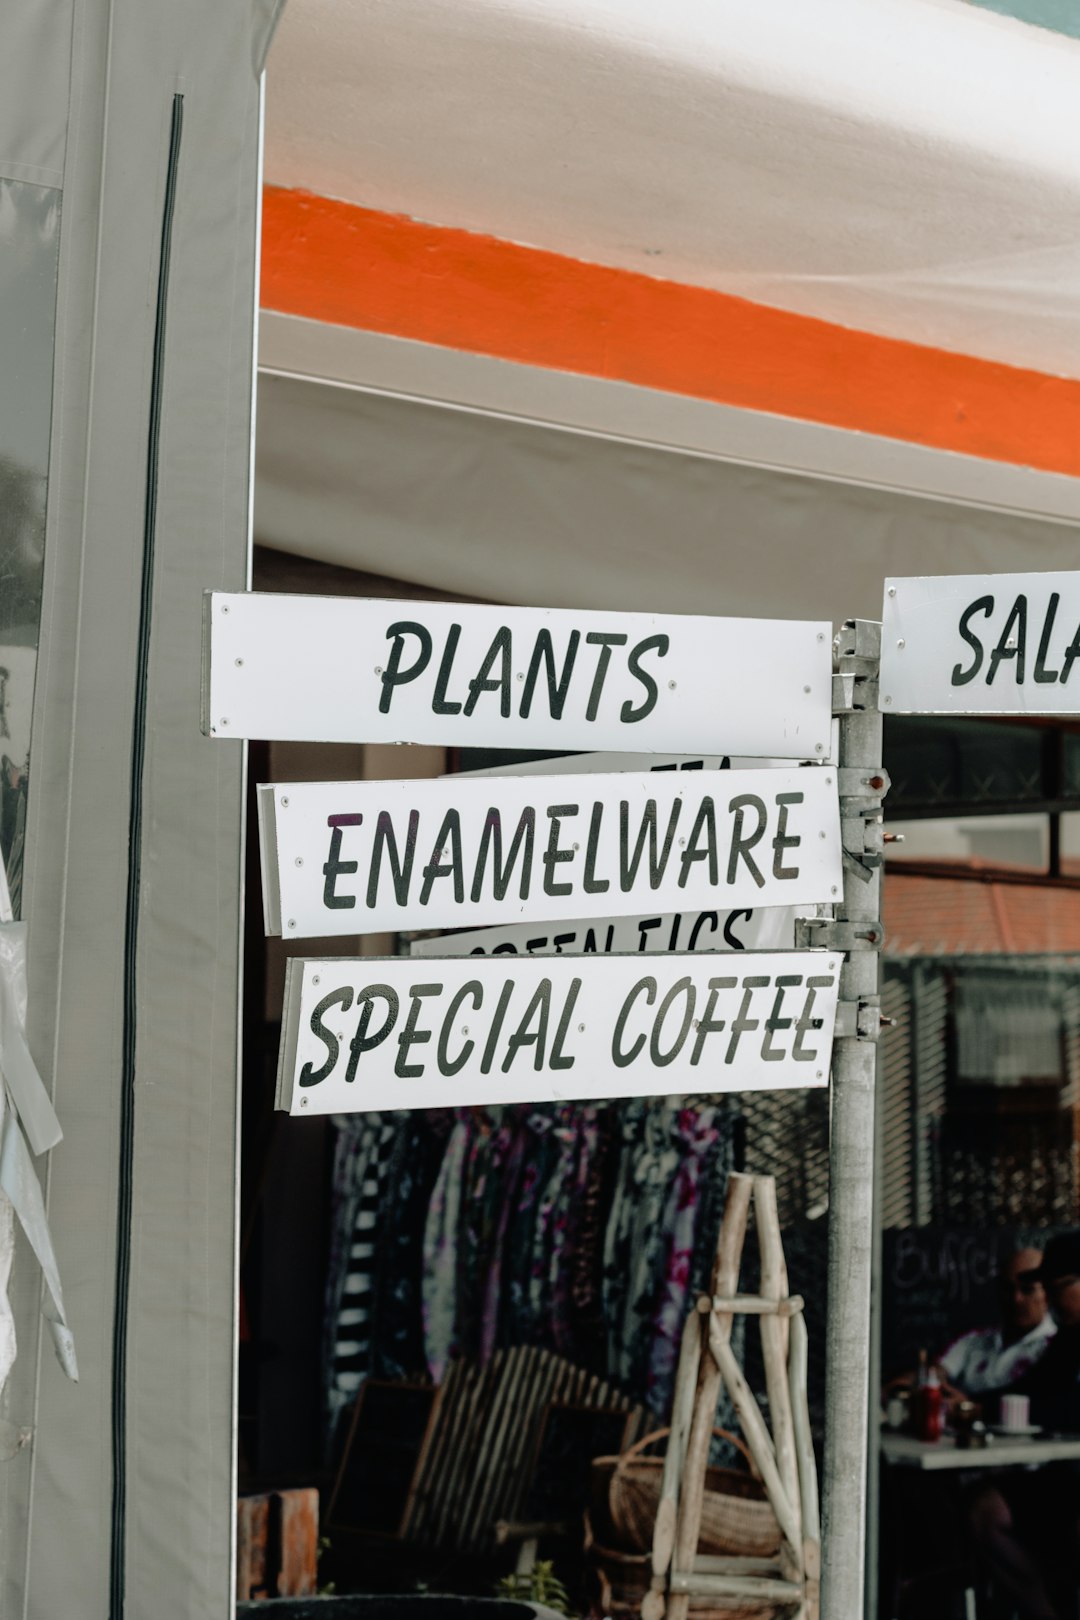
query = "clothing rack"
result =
(325, 1097, 741, 1433)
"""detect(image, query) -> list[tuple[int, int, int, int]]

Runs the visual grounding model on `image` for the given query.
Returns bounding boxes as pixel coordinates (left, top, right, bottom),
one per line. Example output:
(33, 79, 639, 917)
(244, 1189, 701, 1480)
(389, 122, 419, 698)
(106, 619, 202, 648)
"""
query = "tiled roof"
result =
(885, 864, 1080, 956)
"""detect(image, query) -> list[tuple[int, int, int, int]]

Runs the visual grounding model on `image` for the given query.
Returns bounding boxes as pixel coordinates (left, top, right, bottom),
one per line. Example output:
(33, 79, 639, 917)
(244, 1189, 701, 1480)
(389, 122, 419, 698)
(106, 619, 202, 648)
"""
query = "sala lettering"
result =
(952, 592, 1080, 688)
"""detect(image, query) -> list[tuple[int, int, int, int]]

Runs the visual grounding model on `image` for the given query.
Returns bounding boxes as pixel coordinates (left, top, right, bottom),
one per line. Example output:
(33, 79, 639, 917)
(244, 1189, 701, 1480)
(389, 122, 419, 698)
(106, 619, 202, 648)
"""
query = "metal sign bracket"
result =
(833, 996, 884, 1042)
(797, 917, 883, 953)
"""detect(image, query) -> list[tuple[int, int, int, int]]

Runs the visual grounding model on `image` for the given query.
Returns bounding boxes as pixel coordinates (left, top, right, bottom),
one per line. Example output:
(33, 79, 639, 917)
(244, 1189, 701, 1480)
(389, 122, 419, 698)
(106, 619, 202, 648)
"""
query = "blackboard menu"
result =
(882, 1227, 1002, 1378)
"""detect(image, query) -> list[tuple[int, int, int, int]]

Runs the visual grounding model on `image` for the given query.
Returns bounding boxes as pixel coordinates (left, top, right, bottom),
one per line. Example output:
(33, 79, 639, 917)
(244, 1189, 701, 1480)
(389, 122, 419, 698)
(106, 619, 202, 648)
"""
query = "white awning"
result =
(265, 0, 1080, 375)
(256, 319, 1080, 619)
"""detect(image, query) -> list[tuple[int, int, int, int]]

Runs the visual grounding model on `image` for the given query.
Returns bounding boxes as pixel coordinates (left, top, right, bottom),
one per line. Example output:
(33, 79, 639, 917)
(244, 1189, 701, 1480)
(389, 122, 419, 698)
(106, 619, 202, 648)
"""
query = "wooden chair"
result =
(641, 1171, 820, 1620)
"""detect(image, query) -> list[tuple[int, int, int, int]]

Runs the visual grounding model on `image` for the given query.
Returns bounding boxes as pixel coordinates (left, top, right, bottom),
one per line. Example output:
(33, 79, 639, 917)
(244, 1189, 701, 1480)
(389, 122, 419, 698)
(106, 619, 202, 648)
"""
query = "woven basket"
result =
(597, 1426, 781, 1559)
(583, 1513, 777, 1620)
(584, 1511, 652, 1613)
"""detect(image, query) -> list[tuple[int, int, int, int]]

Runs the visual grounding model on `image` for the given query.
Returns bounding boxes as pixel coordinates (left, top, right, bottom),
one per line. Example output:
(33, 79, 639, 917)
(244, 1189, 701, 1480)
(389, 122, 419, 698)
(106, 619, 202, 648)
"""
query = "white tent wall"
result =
(0, 3, 277, 1617)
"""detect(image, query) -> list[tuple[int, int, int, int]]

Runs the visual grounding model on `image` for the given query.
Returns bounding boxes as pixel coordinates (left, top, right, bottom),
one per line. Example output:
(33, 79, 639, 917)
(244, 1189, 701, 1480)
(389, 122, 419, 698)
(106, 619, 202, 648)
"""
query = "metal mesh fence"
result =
(736, 954, 1080, 1428)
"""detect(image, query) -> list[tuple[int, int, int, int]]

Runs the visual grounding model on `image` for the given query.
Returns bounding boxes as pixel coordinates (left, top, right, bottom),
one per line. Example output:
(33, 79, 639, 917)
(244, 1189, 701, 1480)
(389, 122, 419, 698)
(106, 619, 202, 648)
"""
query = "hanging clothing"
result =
(325, 1113, 398, 1432)
(601, 1100, 647, 1377)
(647, 1104, 722, 1411)
(501, 1108, 561, 1348)
(617, 1102, 683, 1392)
(324, 1095, 742, 1423)
(422, 1112, 471, 1382)
(568, 1106, 617, 1374)
(370, 1110, 453, 1383)
(477, 1110, 529, 1363)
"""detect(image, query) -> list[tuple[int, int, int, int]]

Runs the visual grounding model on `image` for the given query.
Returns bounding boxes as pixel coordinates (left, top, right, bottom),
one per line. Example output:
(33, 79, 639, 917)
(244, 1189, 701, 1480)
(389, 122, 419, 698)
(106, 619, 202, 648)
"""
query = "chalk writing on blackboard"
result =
(890, 1229, 998, 1307)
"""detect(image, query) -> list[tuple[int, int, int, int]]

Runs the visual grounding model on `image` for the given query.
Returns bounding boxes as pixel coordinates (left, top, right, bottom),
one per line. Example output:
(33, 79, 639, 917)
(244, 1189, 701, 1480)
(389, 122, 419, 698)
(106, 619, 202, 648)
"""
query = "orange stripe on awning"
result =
(262, 186, 1080, 478)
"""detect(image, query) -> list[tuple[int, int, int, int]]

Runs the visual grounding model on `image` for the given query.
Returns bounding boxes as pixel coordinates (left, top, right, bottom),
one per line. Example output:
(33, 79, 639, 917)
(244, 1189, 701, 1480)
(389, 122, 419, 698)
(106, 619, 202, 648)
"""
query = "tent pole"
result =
(818, 623, 885, 1620)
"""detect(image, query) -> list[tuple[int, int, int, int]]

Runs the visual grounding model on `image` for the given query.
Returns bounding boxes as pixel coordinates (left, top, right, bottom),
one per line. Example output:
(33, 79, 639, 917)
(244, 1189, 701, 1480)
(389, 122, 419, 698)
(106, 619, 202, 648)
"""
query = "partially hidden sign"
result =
(457, 751, 808, 776)
(204, 593, 832, 758)
(257, 768, 841, 937)
(882, 572, 1080, 714)
(276, 952, 840, 1113)
(409, 906, 798, 958)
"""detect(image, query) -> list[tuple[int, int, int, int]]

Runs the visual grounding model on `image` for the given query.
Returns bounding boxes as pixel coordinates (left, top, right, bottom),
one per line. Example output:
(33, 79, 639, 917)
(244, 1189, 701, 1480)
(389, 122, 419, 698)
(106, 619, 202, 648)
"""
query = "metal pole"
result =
(864, 990, 885, 1620)
(818, 621, 886, 1620)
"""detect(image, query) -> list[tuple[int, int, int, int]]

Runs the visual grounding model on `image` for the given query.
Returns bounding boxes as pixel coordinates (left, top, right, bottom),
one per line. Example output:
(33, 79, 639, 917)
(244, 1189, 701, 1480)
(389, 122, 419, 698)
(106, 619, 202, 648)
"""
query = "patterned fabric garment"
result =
(325, 1113, 398, 1434)
(370, 1111, 453, 1383)
(528, 1106, 585, 1344)
(689, 1101, 737, 1295)
(478, 1109, 530, 1363)
(618, 1101, 684, 1392)
(647, 1105, 721, 1413)
(687, 1101, 742, 1435)
(550, 1107, 600, 1359)
(323, 1113, 376, 1420)
(501, 1108, 560, 1347)
(457, 1108, 513, 1362)
(568, 1107, 617, 1374)
(939, 1317, 1057, 1395)
(602, 1100, 648, 1375)
(325, 1117, 365, 1350)
(421, 1112, 472, 1381)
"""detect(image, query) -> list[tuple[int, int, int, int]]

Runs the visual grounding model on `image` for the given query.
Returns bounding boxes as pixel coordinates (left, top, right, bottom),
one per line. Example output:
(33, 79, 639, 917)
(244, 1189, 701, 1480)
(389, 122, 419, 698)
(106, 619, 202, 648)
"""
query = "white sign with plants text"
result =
(204, 592, 833, 757)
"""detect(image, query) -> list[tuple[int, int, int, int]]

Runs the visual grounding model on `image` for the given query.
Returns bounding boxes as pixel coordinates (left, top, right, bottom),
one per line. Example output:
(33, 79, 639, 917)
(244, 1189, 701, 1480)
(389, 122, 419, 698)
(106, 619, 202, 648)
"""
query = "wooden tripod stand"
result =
(641, 1171, 820, 1620)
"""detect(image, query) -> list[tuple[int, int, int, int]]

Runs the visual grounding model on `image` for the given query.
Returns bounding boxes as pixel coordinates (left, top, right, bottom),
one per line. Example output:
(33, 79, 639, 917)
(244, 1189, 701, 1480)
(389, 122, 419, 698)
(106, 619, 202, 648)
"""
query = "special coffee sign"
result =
(882, 572, 1080, 714)
(276, 952, 840, 1113)
(258, 768, 841, 937)
(204, 593, 832, 758)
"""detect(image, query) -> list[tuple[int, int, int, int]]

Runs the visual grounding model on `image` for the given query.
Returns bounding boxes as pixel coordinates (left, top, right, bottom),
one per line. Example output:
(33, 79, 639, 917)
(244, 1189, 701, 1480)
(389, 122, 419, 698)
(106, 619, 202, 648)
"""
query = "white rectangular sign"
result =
(410, 905, 799, 958)
(276, 951, 840, 1113)
(457, 751, 813, 776)
(258, 768, 841, 937)
(204, 592, 833, 758)
(882, 572, 1080, 714)
(460, 752, 784, 777)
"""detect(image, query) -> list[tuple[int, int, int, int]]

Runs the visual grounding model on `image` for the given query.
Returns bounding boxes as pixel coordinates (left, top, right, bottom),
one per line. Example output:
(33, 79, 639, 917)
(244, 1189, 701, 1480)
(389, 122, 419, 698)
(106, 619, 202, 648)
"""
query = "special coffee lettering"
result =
(299, 966, 832, 1088)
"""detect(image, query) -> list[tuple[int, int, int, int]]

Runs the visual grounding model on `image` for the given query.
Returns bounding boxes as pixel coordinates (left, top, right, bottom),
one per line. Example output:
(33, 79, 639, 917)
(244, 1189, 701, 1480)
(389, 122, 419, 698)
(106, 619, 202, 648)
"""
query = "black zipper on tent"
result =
(110, 92, 184, 1620)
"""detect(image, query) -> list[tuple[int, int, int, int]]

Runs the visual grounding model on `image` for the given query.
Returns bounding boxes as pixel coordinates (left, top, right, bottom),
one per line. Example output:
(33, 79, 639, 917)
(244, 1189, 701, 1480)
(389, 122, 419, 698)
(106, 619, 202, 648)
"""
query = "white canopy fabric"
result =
(265, 0, 1080, 376)
(258, 0, 1080, 605)
(255, 350, 1080, 622)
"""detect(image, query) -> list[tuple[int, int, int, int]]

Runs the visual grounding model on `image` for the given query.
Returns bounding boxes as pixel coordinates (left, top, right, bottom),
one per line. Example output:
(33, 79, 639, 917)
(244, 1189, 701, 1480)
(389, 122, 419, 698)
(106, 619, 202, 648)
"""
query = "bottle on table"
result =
(914, 1349, 944, 1442)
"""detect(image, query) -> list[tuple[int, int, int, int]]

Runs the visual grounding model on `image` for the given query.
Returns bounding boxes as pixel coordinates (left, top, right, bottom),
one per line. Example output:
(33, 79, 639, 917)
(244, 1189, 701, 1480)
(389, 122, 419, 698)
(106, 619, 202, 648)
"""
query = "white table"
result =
(881, 1431, 1080, 1471)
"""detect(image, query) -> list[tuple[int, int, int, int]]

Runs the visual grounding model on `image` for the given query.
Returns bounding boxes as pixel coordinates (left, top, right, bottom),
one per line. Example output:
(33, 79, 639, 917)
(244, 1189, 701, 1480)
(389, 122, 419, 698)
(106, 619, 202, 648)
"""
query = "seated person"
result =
(883, 1245, 1054, 1406)
(939, 1245, 1055, 1396)
(968, 1234, 1080, 1620)
(880, 1248, 1055, 1609)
